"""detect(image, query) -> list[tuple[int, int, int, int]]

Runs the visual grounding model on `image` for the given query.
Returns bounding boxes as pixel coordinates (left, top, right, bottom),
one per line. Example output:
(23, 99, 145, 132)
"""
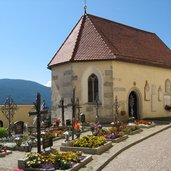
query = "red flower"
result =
(54, 117, 61, 123)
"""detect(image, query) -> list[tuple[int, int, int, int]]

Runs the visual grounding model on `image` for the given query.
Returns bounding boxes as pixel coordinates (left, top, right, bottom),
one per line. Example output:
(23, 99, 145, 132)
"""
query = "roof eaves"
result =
(116, 54, 171, 69)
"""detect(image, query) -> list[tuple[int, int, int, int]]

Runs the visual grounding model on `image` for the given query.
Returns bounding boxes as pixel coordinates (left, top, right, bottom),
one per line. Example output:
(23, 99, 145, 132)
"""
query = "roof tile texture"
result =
(48, 14, 171, 68)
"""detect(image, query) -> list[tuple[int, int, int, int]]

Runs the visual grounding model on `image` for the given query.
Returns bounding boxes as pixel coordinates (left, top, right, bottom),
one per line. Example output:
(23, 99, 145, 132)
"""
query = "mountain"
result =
(0, 79, 51, 108)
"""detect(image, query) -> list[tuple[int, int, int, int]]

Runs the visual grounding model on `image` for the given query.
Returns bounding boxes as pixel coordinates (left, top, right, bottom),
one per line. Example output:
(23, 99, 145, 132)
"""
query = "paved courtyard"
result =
(103, 127, 171, 171)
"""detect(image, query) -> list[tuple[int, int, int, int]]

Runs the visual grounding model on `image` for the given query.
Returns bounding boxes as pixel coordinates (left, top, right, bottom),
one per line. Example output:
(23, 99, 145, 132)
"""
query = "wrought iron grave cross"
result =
(113, 96, 120, 122)
(58, 98, 67, 127)
(1, 96, 18, 136)
(29, 93, 48, 153)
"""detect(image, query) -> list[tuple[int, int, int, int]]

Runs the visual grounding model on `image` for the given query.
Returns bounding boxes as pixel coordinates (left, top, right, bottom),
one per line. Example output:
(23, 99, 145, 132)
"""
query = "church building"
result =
(48, 13, 171, 123)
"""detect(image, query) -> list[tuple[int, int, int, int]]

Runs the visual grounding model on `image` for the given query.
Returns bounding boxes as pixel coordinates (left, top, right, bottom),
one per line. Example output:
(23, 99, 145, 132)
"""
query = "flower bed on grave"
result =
(60, 136, 112, 155)
(90, 123, 128, 143)
(103, 131, 128, 143)
(47, 130, 65, 140)
(122, 124, 143, 135)
(0, 144, 12, 157)
(2, 135, 34, 152)
(18, 149, 92, 171)
(135, 120, 155, 128)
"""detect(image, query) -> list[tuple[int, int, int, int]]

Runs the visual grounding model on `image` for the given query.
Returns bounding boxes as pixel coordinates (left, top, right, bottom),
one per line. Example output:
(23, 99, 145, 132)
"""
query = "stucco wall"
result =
(113, 61, 171, 119)
(51, 60, 171, 124)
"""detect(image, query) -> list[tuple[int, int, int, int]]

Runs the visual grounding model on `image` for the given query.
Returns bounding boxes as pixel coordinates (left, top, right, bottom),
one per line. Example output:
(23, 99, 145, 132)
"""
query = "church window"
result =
(88, 74, 98, 102)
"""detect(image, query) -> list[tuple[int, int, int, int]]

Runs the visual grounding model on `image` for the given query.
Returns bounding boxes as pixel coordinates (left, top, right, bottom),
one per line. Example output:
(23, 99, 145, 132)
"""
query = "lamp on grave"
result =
(1, 96, 18, 136)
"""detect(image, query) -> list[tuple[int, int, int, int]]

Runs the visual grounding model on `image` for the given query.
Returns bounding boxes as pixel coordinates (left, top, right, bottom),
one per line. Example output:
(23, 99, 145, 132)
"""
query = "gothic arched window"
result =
(88, 74, 98, 102)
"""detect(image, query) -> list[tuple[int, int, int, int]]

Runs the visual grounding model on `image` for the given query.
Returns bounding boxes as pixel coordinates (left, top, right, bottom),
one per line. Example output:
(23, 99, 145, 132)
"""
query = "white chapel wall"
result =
(112, 61, 171, 119)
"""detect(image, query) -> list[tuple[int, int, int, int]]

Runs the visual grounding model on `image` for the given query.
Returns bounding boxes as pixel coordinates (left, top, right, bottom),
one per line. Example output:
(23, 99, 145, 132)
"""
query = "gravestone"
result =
(42, 137, 53, 150)
(14, 121, 24, 134)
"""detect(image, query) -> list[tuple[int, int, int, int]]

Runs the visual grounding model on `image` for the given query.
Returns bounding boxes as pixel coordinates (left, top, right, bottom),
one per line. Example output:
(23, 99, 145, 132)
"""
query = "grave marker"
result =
(14, 121, 24, 134)
(29, 93, 48, 153)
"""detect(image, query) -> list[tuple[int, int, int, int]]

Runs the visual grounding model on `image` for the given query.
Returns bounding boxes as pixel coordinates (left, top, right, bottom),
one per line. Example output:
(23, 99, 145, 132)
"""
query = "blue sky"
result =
(0, 0, 171, 86)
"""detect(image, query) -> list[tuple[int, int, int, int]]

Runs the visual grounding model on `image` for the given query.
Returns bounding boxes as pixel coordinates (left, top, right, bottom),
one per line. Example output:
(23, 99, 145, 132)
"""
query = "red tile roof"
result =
(48, 14, 171, 69)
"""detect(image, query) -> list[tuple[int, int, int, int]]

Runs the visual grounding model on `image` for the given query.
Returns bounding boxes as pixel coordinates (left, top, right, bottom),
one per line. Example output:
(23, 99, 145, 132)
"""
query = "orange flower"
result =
(136, 120, 151, 125)
(74, 121, 80, 130)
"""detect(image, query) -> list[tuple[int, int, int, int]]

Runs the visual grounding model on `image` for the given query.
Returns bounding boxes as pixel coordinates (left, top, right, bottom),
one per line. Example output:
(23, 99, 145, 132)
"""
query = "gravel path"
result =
(103, 127, 171, 171)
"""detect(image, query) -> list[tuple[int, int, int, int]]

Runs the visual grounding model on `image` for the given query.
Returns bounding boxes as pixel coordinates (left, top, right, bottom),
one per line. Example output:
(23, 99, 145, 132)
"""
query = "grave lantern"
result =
(80, 113, 85, 123)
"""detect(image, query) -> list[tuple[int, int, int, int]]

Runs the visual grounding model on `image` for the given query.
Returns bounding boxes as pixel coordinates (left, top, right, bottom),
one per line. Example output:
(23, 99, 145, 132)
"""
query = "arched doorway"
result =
(0, 120, 3, 127)
(128, 91, 140, 120)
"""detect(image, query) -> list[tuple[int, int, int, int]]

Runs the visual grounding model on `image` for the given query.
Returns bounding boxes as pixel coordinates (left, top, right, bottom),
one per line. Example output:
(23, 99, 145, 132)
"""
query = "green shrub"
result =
(0, 127, 8, 139)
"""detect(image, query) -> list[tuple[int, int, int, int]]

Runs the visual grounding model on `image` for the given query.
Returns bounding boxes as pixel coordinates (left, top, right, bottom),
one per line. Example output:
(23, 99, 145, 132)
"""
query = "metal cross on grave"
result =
(69, 88, 81, 140)
(1, 96, 18, 136)
(75, 98, 82, 122)
(113, 96, 120, 121)
(29, 93, 48, 153)
(58, 98, 67, 127)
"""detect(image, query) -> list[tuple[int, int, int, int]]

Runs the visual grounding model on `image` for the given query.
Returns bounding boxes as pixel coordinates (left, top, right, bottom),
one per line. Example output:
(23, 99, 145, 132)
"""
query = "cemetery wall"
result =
(0, 104, 34, 127)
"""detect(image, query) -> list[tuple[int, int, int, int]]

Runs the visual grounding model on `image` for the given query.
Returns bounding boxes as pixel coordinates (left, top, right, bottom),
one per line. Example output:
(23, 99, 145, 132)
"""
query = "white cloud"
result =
(45, 80, 51, 87)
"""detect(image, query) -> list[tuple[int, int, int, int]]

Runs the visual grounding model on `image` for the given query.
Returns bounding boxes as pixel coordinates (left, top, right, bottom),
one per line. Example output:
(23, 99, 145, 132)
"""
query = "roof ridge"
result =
(70, 14, 86, 61)
(87, 13, 156, 35)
